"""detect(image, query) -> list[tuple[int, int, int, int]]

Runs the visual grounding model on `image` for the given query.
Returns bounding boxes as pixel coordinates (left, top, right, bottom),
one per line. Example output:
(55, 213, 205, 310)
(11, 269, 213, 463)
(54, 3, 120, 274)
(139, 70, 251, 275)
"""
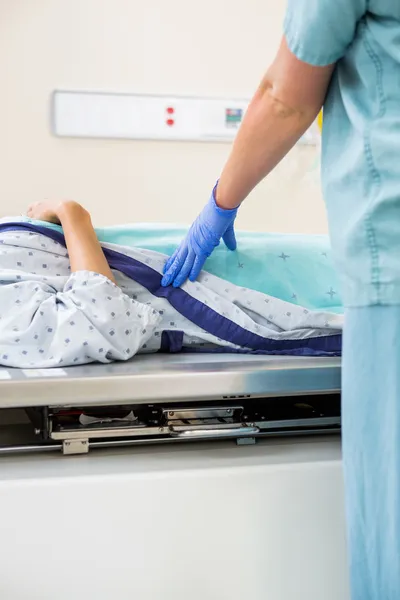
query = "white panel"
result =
(52, 90, 318, 145)
(52, 90, 249, 143)
(0, 438, 349, 600)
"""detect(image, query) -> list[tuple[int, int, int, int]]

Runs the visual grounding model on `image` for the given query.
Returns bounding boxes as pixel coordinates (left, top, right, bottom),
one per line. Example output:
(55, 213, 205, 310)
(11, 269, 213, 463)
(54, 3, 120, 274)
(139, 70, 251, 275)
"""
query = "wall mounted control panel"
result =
(52, 90, 319, 145)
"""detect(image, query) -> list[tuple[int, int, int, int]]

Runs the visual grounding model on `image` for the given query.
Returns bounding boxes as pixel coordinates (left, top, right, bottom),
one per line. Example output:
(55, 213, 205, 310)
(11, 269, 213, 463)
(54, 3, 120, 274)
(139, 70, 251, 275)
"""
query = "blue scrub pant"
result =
(343, 306, 400, 599)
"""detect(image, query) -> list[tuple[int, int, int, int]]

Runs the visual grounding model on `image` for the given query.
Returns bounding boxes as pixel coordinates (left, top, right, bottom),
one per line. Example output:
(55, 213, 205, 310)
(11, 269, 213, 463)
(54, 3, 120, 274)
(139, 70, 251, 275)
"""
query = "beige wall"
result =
(0, 0, 328, 233)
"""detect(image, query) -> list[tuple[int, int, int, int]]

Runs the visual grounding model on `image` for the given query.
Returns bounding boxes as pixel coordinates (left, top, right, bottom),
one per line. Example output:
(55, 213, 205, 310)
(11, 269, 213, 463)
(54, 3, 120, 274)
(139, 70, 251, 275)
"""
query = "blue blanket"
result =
(0, 221, 343, 366)
(16, 219, 343, 313)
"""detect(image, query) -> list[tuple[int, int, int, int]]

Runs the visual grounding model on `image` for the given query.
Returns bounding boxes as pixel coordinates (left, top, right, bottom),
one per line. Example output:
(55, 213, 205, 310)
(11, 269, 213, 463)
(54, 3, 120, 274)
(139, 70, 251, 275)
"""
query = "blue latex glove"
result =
(161, 183, 238, 287)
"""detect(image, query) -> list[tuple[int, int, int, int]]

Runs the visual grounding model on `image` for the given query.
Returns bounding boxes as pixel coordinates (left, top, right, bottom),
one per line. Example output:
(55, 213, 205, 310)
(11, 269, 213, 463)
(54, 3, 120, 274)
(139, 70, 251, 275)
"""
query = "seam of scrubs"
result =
(361, 20, 386, 303)
(361, 22, 386, 117)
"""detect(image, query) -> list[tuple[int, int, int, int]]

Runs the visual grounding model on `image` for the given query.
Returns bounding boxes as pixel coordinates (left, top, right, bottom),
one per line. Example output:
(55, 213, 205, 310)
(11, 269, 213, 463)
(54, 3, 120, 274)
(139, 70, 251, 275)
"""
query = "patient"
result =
(0, 200, 342, 368)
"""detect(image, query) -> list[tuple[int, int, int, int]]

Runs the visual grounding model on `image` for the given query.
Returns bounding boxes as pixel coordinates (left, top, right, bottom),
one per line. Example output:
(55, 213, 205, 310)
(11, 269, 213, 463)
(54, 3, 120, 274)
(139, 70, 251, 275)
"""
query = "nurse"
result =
(161, 1, 400, 598)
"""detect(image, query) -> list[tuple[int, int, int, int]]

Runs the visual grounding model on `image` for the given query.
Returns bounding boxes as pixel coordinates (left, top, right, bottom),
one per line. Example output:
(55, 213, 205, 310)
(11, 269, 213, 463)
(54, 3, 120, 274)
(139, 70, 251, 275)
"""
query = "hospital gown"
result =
(0, 225, 342, 368)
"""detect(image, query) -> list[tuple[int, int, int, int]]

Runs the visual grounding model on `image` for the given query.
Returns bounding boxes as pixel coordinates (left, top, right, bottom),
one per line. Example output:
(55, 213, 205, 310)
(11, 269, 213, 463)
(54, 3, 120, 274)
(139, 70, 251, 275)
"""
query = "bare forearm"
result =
(216, 84, 316, 208)
(57, 202, 116, 283)
(215, 39, 334, 210)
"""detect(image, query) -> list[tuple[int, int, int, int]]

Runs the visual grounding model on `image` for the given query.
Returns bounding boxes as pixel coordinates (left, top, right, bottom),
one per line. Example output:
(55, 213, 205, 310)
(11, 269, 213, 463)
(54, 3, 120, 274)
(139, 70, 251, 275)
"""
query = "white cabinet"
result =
(0, 437, 349, 600)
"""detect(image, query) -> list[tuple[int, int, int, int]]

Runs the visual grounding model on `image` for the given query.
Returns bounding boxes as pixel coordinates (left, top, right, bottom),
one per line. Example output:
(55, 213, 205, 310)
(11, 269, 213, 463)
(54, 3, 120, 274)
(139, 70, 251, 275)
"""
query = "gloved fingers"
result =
(161, 245, 188, 287)
(172, 248, 196, 288)
(222, 224, 237, 251)
(163, 248, 179, 275)
(189, 254, 206, 282)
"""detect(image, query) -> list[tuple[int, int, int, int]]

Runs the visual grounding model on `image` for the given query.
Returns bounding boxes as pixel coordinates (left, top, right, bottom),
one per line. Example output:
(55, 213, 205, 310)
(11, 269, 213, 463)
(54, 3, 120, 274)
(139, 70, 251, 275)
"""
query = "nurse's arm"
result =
(216, 38, 335, 210)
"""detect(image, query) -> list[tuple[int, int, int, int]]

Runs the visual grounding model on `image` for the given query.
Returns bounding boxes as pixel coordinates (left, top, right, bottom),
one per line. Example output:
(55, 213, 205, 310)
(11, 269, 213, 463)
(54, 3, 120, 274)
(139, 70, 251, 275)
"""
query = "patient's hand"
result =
(27, 200, 82, 225)
(27, 200, 115, 283)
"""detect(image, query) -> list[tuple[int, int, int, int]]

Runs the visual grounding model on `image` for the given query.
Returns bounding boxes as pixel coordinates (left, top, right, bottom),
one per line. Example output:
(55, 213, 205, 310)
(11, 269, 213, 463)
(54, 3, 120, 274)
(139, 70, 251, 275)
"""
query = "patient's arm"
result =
(27, 200, 116, 283)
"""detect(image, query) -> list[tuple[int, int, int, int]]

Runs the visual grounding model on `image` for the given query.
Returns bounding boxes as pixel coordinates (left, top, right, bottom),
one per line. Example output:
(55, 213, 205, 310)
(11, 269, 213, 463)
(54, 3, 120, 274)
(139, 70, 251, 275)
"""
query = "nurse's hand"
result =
(161, 184, 238, 287)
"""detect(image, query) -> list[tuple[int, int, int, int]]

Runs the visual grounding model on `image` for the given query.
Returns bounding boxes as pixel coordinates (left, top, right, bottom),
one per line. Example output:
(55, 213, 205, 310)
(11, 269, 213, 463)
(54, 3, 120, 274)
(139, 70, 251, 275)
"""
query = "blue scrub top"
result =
(284, 1, 400, 307)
